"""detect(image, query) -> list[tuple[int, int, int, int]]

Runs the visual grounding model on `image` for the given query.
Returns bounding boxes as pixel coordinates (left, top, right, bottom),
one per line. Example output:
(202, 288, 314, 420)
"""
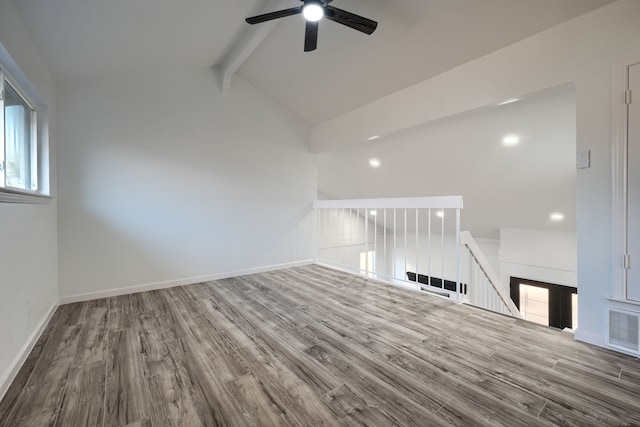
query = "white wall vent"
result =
(608, 309, 640, 353)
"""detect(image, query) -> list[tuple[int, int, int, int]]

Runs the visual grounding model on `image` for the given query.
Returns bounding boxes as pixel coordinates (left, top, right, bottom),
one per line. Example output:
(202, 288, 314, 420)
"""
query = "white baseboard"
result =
(314, 260, 362, 276)
(574, 328, 605, 347)
(59, 259, 315, 304)
(0, 302, 58, 402)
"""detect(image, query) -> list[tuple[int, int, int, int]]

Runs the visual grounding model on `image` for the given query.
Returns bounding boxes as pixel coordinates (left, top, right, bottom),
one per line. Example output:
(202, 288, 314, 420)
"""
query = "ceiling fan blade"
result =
(325, 5, 377, 35)
(304, 21, 319, 52)
(246, 6, 303, 25)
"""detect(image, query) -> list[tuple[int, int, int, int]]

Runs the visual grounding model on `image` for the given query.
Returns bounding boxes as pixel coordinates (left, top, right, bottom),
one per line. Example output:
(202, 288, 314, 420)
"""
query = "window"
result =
(1, 72, 38, 193)
(0, 53, 48, 203)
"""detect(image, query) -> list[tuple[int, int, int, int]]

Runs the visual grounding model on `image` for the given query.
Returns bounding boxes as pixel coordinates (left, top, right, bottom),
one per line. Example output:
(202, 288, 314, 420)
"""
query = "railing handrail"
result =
(460, 231, 522, 318)
(314, 196, 463, 210)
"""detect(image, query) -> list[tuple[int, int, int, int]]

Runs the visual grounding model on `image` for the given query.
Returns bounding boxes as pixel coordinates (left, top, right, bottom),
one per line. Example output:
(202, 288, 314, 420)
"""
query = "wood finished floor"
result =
(1, 265, 640, 427)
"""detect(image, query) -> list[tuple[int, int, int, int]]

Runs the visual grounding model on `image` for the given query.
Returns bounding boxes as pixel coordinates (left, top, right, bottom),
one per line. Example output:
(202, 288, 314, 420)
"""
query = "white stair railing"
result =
(460, 231, 522, 318)
(313, 197, 523, 319)
(314, 196, 464, 302)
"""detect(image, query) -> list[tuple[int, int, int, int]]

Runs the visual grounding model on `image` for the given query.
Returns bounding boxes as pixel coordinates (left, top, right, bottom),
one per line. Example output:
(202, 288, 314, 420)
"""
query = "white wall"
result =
(0, 0, 58, 395)
(317, 86, 577, 239)
(499, 228, 577, 291)
(310, 0, 640, 348)
(57, 70, 316, 298)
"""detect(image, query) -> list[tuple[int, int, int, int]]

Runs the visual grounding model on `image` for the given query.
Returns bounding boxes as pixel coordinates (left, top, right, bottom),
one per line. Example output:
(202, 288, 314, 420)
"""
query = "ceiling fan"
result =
(245, 0, 378, 52)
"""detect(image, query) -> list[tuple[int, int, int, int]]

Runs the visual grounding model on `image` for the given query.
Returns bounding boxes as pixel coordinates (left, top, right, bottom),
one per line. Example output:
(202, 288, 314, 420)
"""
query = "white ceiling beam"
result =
(217, 0, 293, 94)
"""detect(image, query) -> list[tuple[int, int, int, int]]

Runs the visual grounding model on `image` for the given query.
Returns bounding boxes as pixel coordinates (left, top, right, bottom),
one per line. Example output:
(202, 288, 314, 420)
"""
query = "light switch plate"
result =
(577, 150, 591, 169)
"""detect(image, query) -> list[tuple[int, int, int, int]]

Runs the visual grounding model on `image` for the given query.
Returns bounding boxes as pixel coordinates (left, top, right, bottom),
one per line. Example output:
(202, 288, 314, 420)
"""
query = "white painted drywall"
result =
(0, 0, 58, 395)
(317, 85, 576, 239)
(57, 70, 316, 297)
(311, 0, 640, 348)
(499, 228, 577, 291)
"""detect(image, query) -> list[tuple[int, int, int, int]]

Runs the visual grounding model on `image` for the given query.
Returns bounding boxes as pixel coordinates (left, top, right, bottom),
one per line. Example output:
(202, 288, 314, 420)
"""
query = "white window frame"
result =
(0, 63, 50, 204)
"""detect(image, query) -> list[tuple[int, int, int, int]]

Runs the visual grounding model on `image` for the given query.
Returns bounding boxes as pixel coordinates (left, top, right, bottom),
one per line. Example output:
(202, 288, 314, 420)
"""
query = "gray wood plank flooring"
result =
(1, 264, 640, 426)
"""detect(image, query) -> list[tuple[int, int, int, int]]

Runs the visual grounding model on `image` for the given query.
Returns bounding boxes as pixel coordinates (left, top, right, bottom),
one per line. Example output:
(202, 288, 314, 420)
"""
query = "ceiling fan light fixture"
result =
(303, 3, 324, 22)
(245, 0, 377, 52)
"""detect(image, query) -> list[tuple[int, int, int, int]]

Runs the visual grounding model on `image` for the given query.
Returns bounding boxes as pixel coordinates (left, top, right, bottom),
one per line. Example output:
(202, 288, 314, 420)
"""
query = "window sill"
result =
(608, 297, 640, 308)
(0, 188, 52, 204)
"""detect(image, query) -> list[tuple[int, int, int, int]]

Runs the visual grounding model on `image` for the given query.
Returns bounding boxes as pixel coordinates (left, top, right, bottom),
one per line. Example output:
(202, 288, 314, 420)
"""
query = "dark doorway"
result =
(510, 277, 577, 329)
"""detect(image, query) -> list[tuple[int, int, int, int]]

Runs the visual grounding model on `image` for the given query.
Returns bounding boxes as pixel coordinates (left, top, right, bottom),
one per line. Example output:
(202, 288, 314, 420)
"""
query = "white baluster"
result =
(416, 208, 419, 287)
(384, 209, 387, 277)
(404, 208, 407, 283)
(393, 209, 397, 280)
(428, 209, 432, 287)
(441, 208, 445, 296)
(456, 208, 461, 303)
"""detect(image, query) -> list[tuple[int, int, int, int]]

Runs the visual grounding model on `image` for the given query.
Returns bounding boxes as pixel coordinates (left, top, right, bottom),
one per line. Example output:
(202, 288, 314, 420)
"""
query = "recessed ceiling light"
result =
(436, 210, 444, 218)
(502, 135, 520, 146)
(498, 98, 520, 106)
(369, 158, 381, 168)
(370, 210, 377, 216)
(367, 135, 380, 141)
(550, 213, 564, 221)
(302, 3, 324, 22)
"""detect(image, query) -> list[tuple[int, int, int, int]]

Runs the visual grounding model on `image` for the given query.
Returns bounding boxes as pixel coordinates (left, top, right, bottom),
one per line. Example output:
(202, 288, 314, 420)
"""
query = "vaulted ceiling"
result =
(9, 0, 618, 236)
(13, 0, 615, 124)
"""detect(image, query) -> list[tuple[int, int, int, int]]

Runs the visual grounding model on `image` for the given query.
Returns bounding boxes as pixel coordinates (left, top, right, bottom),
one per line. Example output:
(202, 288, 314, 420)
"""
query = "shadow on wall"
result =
(57, 140, 315, 298)
(58, 205, 186, 298)
(56, 70, 318, 299)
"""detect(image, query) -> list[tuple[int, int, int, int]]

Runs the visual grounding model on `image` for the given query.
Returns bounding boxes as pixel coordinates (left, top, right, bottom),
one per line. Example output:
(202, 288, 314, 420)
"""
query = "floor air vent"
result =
(608, 309, 640, 353)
